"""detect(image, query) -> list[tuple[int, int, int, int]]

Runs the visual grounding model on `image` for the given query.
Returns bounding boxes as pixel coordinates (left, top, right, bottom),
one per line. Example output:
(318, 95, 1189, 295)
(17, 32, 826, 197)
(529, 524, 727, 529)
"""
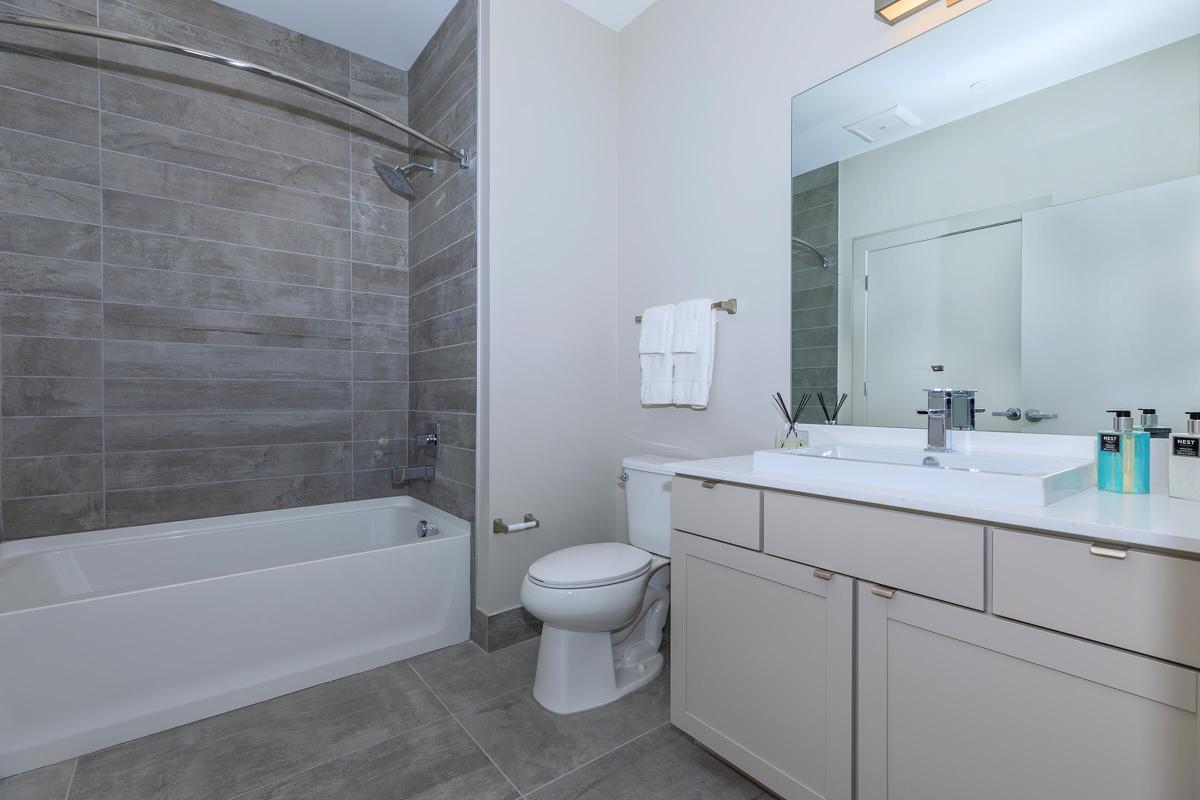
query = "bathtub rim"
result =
(0, 495, 470, 616)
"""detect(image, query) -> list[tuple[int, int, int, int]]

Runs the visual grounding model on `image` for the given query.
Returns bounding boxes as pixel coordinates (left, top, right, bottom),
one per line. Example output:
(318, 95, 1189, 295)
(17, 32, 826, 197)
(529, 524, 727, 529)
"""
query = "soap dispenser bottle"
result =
(1169, 412, 1200, 501)
(1137, 408, 1172, 494)
(1098, 410, 1149, 494)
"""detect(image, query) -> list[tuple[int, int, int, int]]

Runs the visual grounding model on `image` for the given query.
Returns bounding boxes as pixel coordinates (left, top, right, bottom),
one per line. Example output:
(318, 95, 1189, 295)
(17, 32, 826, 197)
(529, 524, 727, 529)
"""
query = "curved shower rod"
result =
(0, 12, 470, 169)
(792, 237, 832, 270)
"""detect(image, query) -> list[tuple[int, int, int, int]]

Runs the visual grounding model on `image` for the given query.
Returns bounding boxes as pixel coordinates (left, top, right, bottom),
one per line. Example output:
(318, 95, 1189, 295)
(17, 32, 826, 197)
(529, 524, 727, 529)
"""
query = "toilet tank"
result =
(623, 455, 675, 557)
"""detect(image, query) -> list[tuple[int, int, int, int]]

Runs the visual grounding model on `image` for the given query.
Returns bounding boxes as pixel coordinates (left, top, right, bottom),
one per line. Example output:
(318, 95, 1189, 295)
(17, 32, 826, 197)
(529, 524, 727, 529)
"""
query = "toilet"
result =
(521, 455, 674, 714)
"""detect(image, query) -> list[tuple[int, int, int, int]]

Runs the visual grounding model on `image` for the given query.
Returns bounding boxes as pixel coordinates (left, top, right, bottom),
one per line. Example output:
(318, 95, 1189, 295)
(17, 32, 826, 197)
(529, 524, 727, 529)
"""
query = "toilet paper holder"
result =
(493, 513, 540, 534)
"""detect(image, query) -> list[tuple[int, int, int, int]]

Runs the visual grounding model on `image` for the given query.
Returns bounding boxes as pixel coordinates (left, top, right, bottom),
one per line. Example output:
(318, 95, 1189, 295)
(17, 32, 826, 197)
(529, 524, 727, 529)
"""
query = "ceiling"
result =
(216, 0, 459, 70)
(559, 0, 658, 31)
(217, 0, 657, 70)
(792, 0, 1200, 175)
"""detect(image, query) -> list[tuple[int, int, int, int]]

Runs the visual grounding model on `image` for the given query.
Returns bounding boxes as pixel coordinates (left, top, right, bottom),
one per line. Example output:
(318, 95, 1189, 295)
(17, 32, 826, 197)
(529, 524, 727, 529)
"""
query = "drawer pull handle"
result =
(700, 480, 719, 489)
(870, 584, 897, 599)
(813, 568, 835, 581)
(1089, 544, 1128, 560)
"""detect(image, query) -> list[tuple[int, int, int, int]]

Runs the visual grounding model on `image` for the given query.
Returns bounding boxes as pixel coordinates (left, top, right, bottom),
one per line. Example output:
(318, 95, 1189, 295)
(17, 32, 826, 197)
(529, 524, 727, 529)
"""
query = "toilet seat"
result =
(527, 543, 652, 589)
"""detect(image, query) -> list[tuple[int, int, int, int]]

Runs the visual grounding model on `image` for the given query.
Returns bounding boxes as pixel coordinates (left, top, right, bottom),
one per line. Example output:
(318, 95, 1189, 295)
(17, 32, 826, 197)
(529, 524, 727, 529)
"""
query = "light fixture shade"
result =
(875, 0, 940, 25)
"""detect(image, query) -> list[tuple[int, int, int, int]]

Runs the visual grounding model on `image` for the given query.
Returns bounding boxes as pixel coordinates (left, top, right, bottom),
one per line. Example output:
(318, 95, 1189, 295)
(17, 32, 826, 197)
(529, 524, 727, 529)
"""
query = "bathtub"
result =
(0, 496, 469, 778)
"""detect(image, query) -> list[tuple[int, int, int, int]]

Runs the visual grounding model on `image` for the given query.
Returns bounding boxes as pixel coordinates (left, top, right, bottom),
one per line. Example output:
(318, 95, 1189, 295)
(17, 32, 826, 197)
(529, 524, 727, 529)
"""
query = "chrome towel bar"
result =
(635, 298, 737, 324)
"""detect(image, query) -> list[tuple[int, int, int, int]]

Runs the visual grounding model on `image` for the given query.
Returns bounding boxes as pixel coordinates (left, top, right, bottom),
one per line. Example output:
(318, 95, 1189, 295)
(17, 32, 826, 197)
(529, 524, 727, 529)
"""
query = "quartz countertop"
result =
(665, 455, 1200, 556)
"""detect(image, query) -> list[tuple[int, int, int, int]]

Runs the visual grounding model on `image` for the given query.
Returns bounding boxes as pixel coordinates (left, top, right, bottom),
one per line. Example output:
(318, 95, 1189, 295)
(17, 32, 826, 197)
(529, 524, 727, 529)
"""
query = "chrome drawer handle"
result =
(813, 568, 835, 581)
(870, 585, 897, 599)
(700, 480, 719, 489)
(1089, 544, 1128, 560)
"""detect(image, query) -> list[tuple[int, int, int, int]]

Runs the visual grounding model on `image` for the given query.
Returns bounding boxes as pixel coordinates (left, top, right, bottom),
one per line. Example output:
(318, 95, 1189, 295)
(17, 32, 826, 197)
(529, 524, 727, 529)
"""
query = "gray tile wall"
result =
(406, 0, 477, 525)
(404, 0, 479, 644)
(0, 0, 413, 539)
(791, 163, 839, 423)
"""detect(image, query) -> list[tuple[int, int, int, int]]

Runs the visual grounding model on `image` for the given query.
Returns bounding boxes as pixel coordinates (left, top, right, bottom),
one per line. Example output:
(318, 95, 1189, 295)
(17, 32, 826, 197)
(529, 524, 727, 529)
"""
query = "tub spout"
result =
(392, 465, 435, 484)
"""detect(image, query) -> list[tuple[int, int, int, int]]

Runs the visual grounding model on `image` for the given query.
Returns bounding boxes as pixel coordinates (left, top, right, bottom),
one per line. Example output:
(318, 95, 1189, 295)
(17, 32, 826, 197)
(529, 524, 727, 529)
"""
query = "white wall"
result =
(479, 0, 620, 613)
(615, 0, 987, 494)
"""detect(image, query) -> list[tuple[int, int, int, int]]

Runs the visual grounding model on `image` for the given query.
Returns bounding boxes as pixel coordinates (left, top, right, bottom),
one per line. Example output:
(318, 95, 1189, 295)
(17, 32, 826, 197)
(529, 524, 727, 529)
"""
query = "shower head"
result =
(372, 157, 436, 199)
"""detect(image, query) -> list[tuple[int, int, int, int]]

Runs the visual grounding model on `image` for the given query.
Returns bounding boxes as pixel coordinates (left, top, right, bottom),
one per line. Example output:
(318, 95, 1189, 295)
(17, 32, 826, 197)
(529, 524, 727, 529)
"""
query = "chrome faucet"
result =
(918, 389, 982, 452)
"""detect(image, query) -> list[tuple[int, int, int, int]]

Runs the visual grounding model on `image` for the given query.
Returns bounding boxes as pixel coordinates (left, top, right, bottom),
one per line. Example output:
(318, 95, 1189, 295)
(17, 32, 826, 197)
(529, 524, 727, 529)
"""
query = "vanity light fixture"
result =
(875, 0, 965, 25)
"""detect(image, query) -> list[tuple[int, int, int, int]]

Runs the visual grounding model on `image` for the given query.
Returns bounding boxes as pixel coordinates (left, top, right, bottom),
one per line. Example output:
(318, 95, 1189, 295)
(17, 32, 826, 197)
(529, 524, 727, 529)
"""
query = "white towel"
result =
(638, 304, 673, 355)
(672, 304, 716, 408)
(670, 298, 712, 354)
(639, 305, 674, 405)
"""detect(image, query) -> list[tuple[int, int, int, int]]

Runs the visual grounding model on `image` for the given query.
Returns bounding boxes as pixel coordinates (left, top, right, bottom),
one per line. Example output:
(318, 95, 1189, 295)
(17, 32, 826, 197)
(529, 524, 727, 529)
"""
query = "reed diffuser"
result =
(773, 392, 811, 448)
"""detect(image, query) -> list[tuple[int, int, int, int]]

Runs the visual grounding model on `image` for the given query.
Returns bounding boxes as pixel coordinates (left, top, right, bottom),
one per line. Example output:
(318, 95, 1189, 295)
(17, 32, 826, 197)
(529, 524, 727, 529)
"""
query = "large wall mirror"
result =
(791, 0, 1200, 436)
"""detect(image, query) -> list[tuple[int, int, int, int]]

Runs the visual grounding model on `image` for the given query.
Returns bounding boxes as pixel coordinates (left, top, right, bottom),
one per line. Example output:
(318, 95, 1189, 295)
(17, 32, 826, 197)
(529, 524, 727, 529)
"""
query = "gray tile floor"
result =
(0, 638, 769, 800)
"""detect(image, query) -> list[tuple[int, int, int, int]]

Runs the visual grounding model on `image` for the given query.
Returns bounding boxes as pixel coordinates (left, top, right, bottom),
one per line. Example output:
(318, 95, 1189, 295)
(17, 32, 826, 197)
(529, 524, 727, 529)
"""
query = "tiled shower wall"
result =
(791, 163, 839, 422)
(0, 0, 414, 539)
(406, 0, 478, 526)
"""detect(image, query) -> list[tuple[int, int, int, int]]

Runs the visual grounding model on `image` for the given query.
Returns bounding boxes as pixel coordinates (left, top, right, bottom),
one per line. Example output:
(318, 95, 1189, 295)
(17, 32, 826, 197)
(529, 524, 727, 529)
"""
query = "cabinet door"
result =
(857, 583, 1200, 800)
(670, 531, 851, 800)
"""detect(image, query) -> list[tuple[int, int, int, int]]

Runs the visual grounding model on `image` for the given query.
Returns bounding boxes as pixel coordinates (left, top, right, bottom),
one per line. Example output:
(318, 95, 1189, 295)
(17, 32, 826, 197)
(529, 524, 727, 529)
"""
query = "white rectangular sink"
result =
(753, 444, 1096, 506)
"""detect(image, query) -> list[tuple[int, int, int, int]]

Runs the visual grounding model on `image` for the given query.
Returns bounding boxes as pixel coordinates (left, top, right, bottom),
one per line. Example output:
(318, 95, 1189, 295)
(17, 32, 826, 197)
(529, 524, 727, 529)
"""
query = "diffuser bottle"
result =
(1169, 413, 1200, 501)
(1097, 410, 1149, 494)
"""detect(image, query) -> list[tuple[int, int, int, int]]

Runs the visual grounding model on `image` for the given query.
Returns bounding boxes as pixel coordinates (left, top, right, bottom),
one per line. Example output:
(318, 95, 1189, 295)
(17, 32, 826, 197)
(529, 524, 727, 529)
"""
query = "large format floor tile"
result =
(456, 656, 671, 794)
(69, 662, 446, 800)
(0, 760, 74, 800)
(527, 724, 769, 800)
(235, 717, 517, 800)
(409, 638, 539, 714)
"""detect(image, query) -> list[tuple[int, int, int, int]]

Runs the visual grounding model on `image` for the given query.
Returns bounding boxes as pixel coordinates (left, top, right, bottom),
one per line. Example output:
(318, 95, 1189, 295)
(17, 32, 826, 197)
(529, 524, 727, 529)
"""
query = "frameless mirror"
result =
(791, 0, 1200, 436)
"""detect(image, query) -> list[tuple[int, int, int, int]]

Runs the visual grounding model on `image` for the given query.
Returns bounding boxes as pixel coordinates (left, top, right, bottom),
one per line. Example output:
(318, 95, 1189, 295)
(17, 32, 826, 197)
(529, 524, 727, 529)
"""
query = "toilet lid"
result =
(527, 543, 652, 589)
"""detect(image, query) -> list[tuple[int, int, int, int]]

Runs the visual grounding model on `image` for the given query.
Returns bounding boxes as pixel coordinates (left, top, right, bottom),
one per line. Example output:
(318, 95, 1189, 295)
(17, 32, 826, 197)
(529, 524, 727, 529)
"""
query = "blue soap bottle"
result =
(1098, 410, 1150, 494)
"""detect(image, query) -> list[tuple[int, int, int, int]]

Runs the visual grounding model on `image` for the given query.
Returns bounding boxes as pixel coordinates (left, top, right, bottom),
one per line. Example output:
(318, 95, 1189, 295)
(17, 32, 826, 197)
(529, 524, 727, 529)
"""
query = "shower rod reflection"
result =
(0, 12, 470, 170)
(792, 237, 832, 269)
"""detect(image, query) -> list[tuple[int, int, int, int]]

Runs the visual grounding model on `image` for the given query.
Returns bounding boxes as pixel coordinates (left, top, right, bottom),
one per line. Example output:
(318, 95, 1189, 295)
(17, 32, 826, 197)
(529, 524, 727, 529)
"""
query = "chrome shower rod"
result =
(0, 13, 470, 169)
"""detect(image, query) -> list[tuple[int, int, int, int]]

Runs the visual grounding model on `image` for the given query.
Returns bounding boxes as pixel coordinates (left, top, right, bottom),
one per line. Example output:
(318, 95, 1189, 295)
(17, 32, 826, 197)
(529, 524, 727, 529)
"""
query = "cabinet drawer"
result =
(992, 529, 1200, 669)
(671, 477, 761, 550)
(763, 492, 985, 609)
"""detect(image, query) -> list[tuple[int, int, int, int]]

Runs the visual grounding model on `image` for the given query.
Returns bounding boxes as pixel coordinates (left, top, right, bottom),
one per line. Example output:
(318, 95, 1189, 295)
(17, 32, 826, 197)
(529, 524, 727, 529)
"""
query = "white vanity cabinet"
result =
(670, 530, 853, 800)
(857, 583, 1200, 800)
(670, 480, 1200, 800)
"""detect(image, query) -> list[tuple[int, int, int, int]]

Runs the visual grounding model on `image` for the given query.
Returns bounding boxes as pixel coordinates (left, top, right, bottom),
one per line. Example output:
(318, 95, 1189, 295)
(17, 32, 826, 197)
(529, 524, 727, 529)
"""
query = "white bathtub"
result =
(0, 496, 470, 778)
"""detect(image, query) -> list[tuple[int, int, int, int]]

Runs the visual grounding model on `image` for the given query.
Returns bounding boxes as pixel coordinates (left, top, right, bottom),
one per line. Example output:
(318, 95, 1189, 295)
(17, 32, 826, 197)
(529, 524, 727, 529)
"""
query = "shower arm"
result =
(0, 12, 470, 169)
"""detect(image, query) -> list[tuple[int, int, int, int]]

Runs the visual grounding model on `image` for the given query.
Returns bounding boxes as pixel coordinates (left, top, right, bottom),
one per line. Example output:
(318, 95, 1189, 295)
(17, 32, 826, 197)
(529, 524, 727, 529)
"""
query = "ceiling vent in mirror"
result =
(875, 0, 967, 25)
(844, 105, 922, 143)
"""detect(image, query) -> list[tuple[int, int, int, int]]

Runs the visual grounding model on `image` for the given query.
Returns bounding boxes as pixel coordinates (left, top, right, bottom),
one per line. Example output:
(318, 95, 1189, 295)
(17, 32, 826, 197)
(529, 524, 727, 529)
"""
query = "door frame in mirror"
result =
(847, 196, 1050, 427)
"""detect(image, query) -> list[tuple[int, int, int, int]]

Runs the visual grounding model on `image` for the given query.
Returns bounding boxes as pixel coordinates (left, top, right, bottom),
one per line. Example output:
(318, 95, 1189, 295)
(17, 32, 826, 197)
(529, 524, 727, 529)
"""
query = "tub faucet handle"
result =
(415, 423, 439, 458)
(418, 520, 439, 538)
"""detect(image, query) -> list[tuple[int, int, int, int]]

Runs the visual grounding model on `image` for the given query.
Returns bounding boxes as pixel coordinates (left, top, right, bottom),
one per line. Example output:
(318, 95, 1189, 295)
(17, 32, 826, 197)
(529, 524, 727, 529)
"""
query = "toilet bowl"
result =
(521, 455, 675, 714)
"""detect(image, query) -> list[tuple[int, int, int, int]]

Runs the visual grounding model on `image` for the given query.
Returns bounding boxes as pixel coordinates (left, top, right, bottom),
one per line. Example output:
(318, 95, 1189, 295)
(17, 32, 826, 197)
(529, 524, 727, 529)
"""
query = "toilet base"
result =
(531, 574, 669, 715)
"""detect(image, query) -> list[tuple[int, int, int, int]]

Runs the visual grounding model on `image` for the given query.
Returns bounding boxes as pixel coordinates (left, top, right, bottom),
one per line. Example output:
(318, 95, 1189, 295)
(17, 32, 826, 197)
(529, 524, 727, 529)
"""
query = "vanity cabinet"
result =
(857, 583, 1200, 800)
(670, 531, 852, 800)
(672, 481, 1200, 799)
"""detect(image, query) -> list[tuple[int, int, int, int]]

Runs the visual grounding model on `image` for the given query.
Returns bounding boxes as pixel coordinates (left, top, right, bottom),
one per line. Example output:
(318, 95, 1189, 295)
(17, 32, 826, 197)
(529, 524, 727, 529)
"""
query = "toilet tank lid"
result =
(622, 455, 676, 476)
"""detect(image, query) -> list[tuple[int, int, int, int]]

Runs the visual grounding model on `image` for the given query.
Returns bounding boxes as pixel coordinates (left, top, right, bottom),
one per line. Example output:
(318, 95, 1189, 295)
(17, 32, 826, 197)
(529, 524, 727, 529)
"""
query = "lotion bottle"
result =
(1137, 408, 1171, 494)
(1169, 412, 1200, 501)
(1098, 410, 1149, 494)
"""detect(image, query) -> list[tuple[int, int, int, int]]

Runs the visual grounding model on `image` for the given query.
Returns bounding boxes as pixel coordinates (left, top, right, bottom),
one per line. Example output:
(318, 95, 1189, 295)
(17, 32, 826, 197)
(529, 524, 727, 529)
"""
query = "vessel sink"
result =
(752, 444, 1096, 506)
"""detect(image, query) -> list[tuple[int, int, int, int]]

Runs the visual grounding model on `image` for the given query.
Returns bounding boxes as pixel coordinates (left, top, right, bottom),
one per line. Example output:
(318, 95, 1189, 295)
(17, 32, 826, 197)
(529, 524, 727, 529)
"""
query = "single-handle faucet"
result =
(917, 389, 982, 452)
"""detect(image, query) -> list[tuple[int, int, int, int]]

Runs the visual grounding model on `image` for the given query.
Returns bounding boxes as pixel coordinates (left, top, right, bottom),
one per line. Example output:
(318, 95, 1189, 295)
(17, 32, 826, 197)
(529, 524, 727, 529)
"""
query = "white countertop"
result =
(665, 455, 1200, 556)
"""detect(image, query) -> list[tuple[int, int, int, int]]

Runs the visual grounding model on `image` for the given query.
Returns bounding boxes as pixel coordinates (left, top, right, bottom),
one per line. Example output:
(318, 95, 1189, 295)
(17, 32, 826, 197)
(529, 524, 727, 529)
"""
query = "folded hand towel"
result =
(638, 304, 674, 355)
(672, 305, 716, 409)
(671, 298, 712, 354)
(639, 305, 674, 405)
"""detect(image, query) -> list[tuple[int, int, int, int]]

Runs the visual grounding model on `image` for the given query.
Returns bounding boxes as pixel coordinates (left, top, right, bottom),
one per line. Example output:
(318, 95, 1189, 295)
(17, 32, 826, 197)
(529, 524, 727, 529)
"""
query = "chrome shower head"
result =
(372, 157, 436, 199)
